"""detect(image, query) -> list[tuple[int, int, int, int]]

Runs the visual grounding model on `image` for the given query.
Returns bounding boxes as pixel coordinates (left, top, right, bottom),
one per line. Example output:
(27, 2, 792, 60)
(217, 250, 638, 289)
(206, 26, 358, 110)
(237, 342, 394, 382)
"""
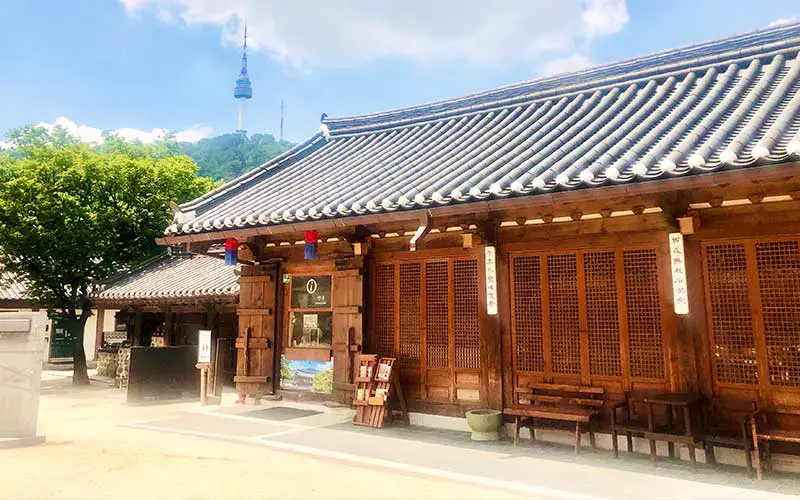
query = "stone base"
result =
(0, 436, 45, 449)
(470, 430, 500, 441)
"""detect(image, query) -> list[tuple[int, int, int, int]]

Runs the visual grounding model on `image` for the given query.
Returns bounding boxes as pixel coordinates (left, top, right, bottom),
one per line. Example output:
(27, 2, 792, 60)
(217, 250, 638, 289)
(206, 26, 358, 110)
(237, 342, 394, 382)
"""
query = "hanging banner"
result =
(485, 246, 498, 316)
(668, 233, 689, 315)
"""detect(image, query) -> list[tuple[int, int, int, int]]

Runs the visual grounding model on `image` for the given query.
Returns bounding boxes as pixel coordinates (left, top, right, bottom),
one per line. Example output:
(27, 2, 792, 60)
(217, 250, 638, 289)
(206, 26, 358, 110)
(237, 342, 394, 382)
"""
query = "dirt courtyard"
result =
(1, 374, 522, 500)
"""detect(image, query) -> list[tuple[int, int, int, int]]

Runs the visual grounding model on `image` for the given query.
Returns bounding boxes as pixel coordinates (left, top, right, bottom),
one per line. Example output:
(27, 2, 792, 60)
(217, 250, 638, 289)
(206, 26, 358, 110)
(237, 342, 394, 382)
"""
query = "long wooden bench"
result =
(504, 383, 604, 454)
(750, 407, 800, 480)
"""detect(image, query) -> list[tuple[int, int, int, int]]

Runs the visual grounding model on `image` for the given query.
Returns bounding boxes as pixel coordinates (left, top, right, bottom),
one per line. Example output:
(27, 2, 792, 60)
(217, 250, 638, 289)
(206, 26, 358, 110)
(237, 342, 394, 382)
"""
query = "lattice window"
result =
(623, 249, 665, 379)
(374, 263, 396, 357)
(547, 254, 581, 375)
(398, 262, 421, 368)
(425, 261, 450, 368)
(584, 251, 621, 377)
(756, 240, 800, 387)
(454, 259, 480, 369)
(512, 255, 544, 372)
(705, 243, 758, 385)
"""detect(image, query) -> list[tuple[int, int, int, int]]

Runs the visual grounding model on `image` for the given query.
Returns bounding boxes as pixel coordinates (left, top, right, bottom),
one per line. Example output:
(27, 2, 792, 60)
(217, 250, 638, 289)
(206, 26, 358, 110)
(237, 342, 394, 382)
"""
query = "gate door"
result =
(235, 264, 279, 396)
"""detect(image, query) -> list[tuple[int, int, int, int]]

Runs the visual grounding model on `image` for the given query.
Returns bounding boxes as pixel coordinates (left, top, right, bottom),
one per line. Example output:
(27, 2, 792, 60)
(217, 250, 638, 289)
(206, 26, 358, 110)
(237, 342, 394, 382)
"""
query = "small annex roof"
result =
(0, 270, 30, 306)
(166, 21, 800, 237)
(95, 254, 239, 304)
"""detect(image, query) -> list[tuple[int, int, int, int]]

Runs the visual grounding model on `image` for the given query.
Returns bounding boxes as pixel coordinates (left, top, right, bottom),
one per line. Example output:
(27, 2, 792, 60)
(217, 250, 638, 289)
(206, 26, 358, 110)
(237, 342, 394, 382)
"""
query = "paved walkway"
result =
(127, 401, 800, 499)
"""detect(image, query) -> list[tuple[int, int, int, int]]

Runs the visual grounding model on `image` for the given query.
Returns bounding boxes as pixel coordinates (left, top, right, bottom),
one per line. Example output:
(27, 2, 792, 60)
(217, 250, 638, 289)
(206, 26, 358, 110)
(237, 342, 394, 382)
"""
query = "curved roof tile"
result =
(96, 255, 239, 302)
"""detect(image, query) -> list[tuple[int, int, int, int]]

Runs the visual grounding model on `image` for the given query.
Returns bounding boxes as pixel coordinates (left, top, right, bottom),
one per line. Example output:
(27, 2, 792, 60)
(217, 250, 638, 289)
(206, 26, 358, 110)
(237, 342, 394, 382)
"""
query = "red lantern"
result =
(224, 238, 238, 265)
(304, 230, 318, 260)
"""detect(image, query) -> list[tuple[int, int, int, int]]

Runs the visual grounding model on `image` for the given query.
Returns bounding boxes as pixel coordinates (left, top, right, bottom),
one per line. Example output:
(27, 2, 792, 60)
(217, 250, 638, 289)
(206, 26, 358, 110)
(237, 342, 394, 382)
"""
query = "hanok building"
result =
(93, 253, 240, 391)
(159, 23, 800, 424)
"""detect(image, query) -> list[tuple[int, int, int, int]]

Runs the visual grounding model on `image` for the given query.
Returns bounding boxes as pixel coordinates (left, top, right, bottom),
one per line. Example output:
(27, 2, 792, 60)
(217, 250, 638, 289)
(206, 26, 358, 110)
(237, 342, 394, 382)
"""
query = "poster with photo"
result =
(280, 356, 333, 393)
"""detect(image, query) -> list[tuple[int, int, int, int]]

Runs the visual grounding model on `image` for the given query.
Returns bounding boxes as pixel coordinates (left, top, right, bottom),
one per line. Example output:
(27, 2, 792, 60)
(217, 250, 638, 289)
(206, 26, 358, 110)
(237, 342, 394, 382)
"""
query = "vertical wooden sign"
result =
(485, 246, 498, 315)
(668, 233, 689, 315)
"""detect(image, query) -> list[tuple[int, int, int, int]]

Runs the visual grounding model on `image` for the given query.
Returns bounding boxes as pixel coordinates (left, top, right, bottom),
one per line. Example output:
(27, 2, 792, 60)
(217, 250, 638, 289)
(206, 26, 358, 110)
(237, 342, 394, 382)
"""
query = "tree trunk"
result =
(65, 314, 90, 385)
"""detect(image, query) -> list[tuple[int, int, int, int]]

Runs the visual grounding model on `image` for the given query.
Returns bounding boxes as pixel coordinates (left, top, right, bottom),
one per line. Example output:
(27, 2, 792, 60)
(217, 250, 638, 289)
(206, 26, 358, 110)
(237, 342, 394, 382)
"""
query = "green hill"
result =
(179, 133, 294, 181)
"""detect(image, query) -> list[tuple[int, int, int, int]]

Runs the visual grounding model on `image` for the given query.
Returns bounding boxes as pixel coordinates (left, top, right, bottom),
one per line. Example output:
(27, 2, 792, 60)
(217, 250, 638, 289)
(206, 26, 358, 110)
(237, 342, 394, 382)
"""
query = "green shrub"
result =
(311, 368, 333, 393)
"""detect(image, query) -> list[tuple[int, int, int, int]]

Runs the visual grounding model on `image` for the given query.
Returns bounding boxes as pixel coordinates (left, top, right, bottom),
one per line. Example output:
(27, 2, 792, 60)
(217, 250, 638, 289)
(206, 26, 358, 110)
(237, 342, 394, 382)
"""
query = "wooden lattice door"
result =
(372, 253, 485, 405)
(510, 246, 668, 392)
(702, 236, 800, 405)
(236, 264, 278, 396)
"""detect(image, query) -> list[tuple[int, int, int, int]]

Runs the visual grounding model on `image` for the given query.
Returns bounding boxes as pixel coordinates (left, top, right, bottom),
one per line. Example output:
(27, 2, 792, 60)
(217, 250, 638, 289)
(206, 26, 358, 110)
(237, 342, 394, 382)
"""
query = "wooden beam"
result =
(409, 212, 431, 252)
(133, 311, 143, 347)
(94, 308, 105, 355)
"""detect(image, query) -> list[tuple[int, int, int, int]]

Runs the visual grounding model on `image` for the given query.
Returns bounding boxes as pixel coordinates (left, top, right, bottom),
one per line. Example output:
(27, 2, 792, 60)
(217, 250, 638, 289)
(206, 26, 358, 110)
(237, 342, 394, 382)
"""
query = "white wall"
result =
(0, 308, 117, 363)
(82, 309, 118, 362)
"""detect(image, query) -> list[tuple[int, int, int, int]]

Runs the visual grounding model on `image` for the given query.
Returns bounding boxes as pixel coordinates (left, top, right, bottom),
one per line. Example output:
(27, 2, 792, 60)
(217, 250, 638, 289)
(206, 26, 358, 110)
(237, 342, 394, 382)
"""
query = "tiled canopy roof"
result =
(168, 22, 800, 236)
(95, 255, 239, 303)
(0, 271, 29, 304)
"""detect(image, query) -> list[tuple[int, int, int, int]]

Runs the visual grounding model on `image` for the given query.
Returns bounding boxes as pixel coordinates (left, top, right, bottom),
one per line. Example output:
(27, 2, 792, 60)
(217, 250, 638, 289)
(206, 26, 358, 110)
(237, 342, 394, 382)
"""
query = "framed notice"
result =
(198, 329, 212, 363)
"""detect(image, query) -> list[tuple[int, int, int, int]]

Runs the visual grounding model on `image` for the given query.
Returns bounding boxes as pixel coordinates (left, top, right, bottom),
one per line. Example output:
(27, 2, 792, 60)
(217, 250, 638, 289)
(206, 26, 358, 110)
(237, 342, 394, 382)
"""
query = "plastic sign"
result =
(198, 329, 212, 363)
(485, 246, 498, 315)
(668, 233, 689, 315)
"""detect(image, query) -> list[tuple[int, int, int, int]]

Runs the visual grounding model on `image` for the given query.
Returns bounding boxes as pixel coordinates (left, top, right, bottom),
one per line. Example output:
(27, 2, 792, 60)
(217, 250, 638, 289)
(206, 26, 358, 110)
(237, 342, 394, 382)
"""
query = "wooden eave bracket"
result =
(409, 212, 431, 252)
(677, 211, 701, 235)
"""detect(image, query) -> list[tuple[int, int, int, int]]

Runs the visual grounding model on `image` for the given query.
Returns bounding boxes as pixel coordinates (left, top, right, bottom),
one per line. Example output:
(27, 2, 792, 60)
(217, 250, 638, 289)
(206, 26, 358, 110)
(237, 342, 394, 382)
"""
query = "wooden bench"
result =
(504, 383, 604, 454)
(701, 398, 757, 476)
(750, 407, 800, 480)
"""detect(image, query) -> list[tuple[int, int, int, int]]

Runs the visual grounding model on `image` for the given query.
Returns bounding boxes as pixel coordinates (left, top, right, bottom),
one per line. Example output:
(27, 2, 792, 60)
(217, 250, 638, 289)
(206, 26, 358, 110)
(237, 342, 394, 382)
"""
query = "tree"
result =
(178, 133, 294, 180)
(0, 127, 215, 384)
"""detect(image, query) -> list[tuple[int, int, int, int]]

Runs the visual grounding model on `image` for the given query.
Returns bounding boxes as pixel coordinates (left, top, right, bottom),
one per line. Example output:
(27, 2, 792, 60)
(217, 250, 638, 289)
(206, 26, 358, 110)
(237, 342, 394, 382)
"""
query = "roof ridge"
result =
(324, 21, 800, 128)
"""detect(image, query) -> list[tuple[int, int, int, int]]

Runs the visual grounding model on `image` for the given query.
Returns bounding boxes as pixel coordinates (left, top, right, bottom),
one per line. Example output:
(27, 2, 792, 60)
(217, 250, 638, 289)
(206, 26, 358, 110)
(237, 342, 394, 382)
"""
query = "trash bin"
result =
(0, 313, 45, 447)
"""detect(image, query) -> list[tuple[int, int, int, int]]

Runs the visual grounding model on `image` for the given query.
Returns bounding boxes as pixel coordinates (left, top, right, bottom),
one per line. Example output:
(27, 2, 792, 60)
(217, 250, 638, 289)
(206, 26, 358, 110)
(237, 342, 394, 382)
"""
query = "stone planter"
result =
(465, 409, 503, 441)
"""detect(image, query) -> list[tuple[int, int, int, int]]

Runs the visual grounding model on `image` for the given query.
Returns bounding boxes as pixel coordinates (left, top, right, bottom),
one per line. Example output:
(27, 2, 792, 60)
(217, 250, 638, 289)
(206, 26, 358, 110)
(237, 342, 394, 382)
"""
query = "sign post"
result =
(196, 329, 212, 406)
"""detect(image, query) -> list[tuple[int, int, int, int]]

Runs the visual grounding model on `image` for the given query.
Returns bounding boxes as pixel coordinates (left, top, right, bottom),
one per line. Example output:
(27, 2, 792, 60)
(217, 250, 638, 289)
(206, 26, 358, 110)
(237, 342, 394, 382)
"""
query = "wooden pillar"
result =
(205, 303, 218, 398)
(480, 220, 504, 410)
(164, 308, 173, 346)
(133, 311, 143, 347)
(682, 235, 708, 395)
(94, 307, 105, 356)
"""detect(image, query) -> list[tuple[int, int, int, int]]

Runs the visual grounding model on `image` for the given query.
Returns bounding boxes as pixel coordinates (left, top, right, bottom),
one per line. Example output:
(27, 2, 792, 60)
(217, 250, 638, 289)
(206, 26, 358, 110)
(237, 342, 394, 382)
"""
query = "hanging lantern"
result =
(304, 230, 318, 260)
(224, 238, 238, 265)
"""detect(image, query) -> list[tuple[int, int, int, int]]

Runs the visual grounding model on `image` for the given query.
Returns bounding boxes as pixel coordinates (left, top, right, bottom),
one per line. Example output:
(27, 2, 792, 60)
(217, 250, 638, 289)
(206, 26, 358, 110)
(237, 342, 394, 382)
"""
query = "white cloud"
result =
(769, 18, 797, 27)
(34, 117, 213, 144)
(120, 0, 629, 68)
(539, 53, 593, 76)
(581, 0, 629, 37)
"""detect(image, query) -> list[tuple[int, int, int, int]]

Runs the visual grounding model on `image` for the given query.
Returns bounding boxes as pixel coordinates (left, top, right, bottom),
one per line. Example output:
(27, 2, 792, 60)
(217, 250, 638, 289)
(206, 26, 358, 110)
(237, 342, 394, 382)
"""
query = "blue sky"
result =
(0, 0, 797, 144)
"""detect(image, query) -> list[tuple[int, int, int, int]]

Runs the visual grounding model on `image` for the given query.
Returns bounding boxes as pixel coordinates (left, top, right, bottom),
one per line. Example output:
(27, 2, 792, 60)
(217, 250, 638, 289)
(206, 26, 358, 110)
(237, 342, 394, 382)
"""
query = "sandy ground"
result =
(1, 374, 523, 500)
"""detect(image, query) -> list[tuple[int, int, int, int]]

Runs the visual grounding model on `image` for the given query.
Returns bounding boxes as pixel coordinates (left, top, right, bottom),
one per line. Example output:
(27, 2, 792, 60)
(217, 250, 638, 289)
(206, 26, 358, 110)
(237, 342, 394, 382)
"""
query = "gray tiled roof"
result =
(95, 255, 239, 303)
(168, 22, 800, 236)
(0, 271, 29, 304)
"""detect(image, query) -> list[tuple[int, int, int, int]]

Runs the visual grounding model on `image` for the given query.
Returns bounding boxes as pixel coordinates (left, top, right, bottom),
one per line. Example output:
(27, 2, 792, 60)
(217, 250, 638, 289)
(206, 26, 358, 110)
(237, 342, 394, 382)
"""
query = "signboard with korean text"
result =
(485, 246, 498, 315)
(197, 329, 212, 363)
(668, 233, 689, 315)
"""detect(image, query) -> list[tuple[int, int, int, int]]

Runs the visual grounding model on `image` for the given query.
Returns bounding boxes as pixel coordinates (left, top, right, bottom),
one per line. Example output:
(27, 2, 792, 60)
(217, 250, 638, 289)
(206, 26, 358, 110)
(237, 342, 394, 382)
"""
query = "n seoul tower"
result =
(233, 24, 252, 133)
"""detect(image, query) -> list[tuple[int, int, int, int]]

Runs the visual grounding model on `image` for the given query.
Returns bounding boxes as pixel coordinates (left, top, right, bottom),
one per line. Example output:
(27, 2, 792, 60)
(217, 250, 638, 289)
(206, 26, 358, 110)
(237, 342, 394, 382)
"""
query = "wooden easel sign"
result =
(352, 355, 408, 428)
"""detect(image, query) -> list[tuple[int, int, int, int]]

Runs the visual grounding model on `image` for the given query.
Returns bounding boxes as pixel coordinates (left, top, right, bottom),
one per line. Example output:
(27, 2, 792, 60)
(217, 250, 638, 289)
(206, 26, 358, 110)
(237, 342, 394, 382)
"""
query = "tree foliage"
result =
(178, 133, 293, 180)
(0, 127, 215, 384)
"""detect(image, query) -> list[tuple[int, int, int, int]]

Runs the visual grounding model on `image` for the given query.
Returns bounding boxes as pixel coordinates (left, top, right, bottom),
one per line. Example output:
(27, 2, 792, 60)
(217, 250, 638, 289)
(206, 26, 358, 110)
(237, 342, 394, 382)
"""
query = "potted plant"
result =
(465, 408, 503, 441)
